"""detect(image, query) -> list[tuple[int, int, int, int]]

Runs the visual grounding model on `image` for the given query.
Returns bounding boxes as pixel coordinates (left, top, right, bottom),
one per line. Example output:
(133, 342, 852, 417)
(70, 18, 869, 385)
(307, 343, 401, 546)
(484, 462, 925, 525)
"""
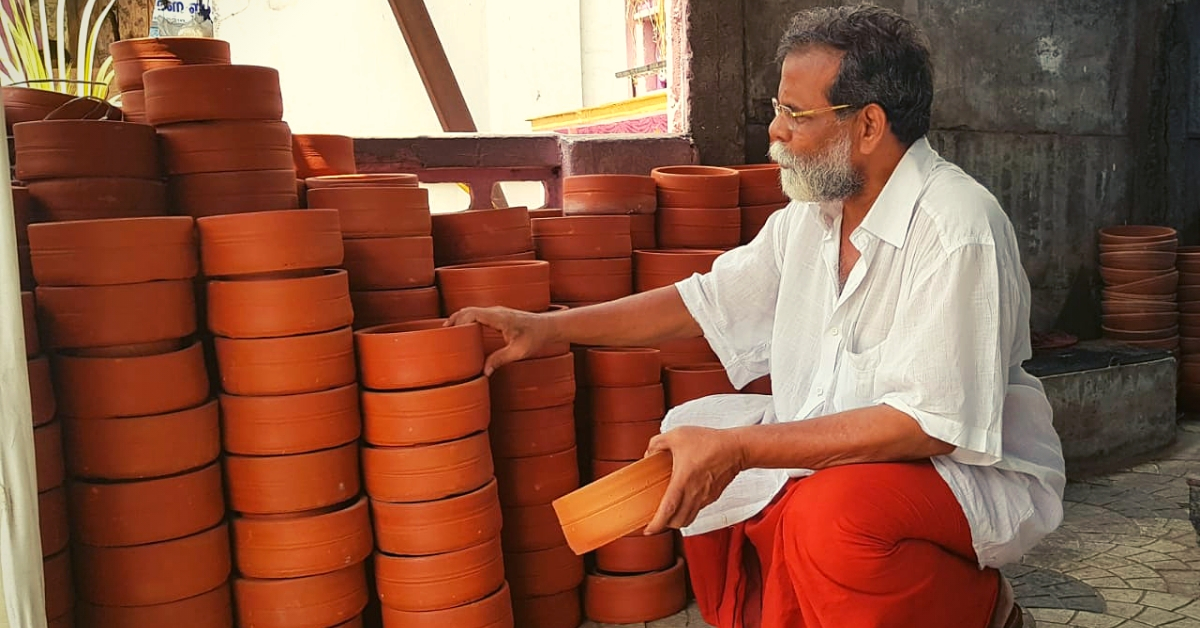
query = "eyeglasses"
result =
(771, 98, 854, 129)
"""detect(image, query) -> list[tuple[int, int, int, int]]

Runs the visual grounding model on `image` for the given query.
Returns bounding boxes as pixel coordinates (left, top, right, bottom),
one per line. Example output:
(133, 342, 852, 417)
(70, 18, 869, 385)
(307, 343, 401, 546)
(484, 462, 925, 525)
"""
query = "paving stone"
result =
(1098, 589, 1145, 604)
(1139, 593, 1196, 612)
(1106, 602, 1148, 619)
(646, 610, 690, 628)
(1068, 611, 1124, 628)
(1030, 608, 1078, 623)
(1161, 618, 1200, 628)
(1111, 565, 1162, 580)
(1134, 607, 1186, 626)
(1085, 577, 1132, 589)
(1179, 600, 1200, 620)
(1126, 578, 1170, 592)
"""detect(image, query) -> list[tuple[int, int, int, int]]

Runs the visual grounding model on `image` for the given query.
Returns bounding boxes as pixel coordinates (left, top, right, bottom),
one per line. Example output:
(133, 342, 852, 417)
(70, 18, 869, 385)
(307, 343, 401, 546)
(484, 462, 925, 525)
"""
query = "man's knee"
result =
(779, 464, 906, 565)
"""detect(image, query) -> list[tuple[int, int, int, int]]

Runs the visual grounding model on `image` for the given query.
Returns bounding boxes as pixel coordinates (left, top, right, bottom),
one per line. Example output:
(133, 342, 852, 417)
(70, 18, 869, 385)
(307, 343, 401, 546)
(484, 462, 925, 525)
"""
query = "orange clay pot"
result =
(494, 446, 579, 507)
(196, 209, 343, 278)
(157, 120, 293, 175)
(143, 64, 283, 125)
(354, 320, 484, 391)
(362, 432, 493, 503)
(371, 478, 503, 556)
(582, 557, 687, 624)
(75, 582, 234, 628)
(379, 581, 513, 628)
(35, 280, 196, 351)
(206, 270, 353, 339)
(342, 236, 435, 290)
(63, 399, 220, 480)
(224, 443, 361, 515)
(220, 384, 361, 455)
(375, 536, 505, 612)
(349, 287, 441, 329)
(214, 327, 356, 396)
(504, 543, 585, 598)
(233, 561, 368, 628)
(292, 134, 357, 178)
(27, 216, 197, 287)
(232, 497, 373, 579)
(361, 375, 490, 447)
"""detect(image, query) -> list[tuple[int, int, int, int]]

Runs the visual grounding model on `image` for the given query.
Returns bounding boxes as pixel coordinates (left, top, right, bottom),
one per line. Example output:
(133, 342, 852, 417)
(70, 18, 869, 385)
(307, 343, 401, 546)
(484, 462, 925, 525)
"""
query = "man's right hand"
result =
(445, 306, 557, 376)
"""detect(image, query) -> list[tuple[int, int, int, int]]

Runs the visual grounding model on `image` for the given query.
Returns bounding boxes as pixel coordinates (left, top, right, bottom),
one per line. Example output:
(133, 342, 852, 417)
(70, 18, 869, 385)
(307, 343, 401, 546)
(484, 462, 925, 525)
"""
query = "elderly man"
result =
(449, 4, 1065, 627)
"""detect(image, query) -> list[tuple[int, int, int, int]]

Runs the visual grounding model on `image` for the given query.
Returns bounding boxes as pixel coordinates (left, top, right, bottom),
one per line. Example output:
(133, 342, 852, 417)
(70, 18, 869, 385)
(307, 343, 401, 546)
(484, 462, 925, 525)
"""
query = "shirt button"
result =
(831, 328, 839, 336)
(815, 387, 824, 396)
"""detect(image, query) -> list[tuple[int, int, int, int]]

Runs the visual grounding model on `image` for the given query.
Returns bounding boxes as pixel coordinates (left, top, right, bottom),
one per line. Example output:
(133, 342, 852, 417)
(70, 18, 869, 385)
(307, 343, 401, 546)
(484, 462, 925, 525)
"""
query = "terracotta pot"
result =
(651, 165, 740, 209)
(742, 375, 772, 395)
(36, 280, 196, 351)
(234, 561, 368, 628)
(531, 216, 632, 260)
(64, 399, 219, 480)
(376, 536, 505, 611)
(76, 583, 234, 628)
(657, 206, 741, 249)
(38, 485, 69, 557)
(12, 185, 37, 246)
(665, 362, 736, 406)
(489, 353, 575, 412)
(1101, 312, 1180, 332)
(225, 442, 360, 515)
(197, 209, 342, 277)
(583, 557, 687, 624)
(293, 134, 357, 178)
(207, 269, 352, 339)
(500, 502, 568, 553)
(630, 213, 657, 250)
(548, 258, 632, 303)
(305, 173, 419, 189)
(379, 581, 514, 628)
(18, 242, 33, 290)
(511, 589, 581, 628)
(1104, 288, 1175, 303)
(552, 451, 671, 554)
(43, 549, 74, 623)
(1100, 266, 1173, 286)
(355, 319, 483, 391)
(221, 384, 361, 455)
(119, 89, 146, 122)
(594, 530, 674, 574)
(490, 403, 575, 458)
(1102, 299, 1178, 315)
(436, 260, 551, 314)
(494, 446, 579, 507)
(592, 419, 662, 460)
(69, 462, 224, 547)
(1179, 258, 1200, 273)
(233, 496, 372, 579)
(343, 236, 435, 290)
(350, 287, 442, 328)
(215, 326, 356, 396)
(430, 207, 533, 266)
(1108, 271, 1179, 297)
(655, 336, 719, 367)
(74, 523, 231, 606)
(110, 36, 232, 91)
(1099, 250, 1177, 272)
(730, 164, 787, 205)
(634, 249, 722, 292)
(34, 420, 66, 491)
(27, 355, 56, 426)
(2, 86, 73, 129)
(562, 175, 657, 215)
(504, 544, 585, 598)
(1102, 325, 1178, 342)
(1098, 225, 1178, 245)
(157, 120, 293, 175)
(171, 169, 300, 218)
(741, 202, 787, 244)
(307, 186, 431, 238)
(362, 432, 493, 503)
(143, 64, 282, 125)
(27, 216, 197, 287)
(14, 120, 159, 180)
(372, 478, 503, 556)
(469, 250, 537, 263)
(362, 375, 489, 446)
(21, 292, 39, 357)
(528, 207, 563, 218)
(590, 384, 665, 424)
(585, 347, 661, 387)
(26, 177, 168, 221)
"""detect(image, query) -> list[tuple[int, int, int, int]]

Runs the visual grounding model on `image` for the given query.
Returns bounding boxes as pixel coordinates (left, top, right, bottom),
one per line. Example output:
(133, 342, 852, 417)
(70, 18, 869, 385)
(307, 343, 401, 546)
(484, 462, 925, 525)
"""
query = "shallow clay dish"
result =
(361, 375, 490, 447)
(14, 119, 160, 180)
(494, 446, 580, 507)
(741, 202, 787, 244)
(196, 209, 343, 278)
(342, 236, 435, 290)
(207, 270, 353, 339)
(531, 216, 632, 259)
(489, 403, 576, 459)
(656, 206, 741, 250)
(503, 543, 585, 598)
(75, 582, 234, 628)
(220, 384, 361, 455)
(375, 536, 505, 612)
(430, 206, 532, 266)
(27, 355, 55, 426)
(214, 326, 356, 397)
(21, 291, 38, 357)
(350, 286, 441, 329)
(143, 64, 283, 125)
(69, 462, 225, 547)
(500, 502, 569, 553)
(169, 169, 299, 218)
(552, 451, 672, 554)
(590, 384, 665, 424)
(292, 134, 357, 179)
(435, 260, 551, 314)
(650, 165, 740, 209)
(562, 175, 657, 215)
(36, 280, 196, 351)
(38, 486, 69, 557)
(307, 186, 431, 238)
(27, 177, 167, 221)
(372, 478, 503, 556)
(665, 362, 737, 407)
(547, 258, 632, 303)
(592, 419, 663, 460)
(594, 530, 675, 574)
(582, 557, 687, 624)
(634, 249, 722, 292)
(354, 319, 484, 391)
(233, 561, 368, 628)
(305, 173, 419, 189)
(224, 442, 361, 515)
(585, 347, 662, 387)
(379, 581, 514, 628)
(27, 217, 197, 286)
(489, 353, 575, 412)
(233, 496, 373, 579)
(52, 341, 209, 418)
(157, 120, 293, 175)
(63, 399, 220, 480)
(362, 432, 494, 503)
(511, 589, 581, 628)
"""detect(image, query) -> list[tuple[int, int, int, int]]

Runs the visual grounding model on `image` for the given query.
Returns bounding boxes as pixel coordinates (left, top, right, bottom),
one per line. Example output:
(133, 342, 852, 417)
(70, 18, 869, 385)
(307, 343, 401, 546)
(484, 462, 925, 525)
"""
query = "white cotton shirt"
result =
(668, 136, 1066, 568)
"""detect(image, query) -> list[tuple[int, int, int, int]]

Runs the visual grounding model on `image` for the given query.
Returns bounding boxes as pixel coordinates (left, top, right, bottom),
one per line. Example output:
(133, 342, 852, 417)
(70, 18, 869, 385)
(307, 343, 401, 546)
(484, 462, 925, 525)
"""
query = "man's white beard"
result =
(769, 134, 864, 203)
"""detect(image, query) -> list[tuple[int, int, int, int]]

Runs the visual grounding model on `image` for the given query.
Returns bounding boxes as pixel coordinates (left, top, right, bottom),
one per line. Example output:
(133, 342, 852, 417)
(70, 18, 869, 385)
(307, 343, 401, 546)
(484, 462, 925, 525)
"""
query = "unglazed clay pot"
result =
(742, 375, 772, 395)
(64, 399, 220, 480)
(234, 561, 368, 628)
(143, 64, 283, 125)
(500, 502, 568, 553)
(585, 347, 661, 387)
(650, 165, 740, 209)
(548, 257, 632, 303)
(634, 249, 722, 292)
(109, 36, 232, 92)
(42, 549, 73, 623)
(26, 177, 168, 221)
(665, 362, 737, 406)
(362, 375, 490, 446)
(349, 287, 441, 329)
(355, 319, 484, 391)
(592, 419, 662, 460)
(531, 216, 632, 260)
(511, 589, 581, 628)
(655, 336, 719, 367)
(197, 209, 342, 278)
(630, 213, 657, 250)
(436, 260, 551, 315)
(305, 173, 419, 189)
(528, 207, 563, 219)
(489, 353, 575, 412)
(430, 206, 532, 266)
(590, 384, 665, 424)
(27, 216, 197, 286)
(221, 384, 361, 455)
(552, 451, 671, 554)
(583, 557, 687, 624)
(207, 270, 353, 338)
(225, 442, 360, 515)
(119, 89, 146, 122)
(76, 582, 234, 628)
(1098, 225, 1177, 245)
(27, 355, 55, 426)
(293, 134, 357, 178)
(594, 530, 675, 574)
(307, 186, 431, 238)
(157, 120, 294, 175)
(489, 403, 575, 459)
(12, 186, 37, 245)
(504, 543, 585, 598)
(380, 581, 514, 628)
(494, 446, 579, 507)
(233, 497, 373, 579)
(33, 420, 63, 491)
(362, 432, 493, 503)
(1100, 250, 1177, 272)
(376, 536, 505, 611)
(730, 163, 787, 206)
(13, 120, 159, 180)
(21, 292, 39, 357)
(214, 326, 356, 396)
(2, 86, 73, 129)
(170, 169, 300, 217)
(741, 202, 787, 244)
(372, 478, 502, 556)
(562, 175, 657, 215)
(38, 485, 69, 557)
(36, 280, 196, 351)
(74, 523, 231, 606)
(656, 206, 741, 250)
(342, 236, 435, 290)
(18, 242, 33, 290)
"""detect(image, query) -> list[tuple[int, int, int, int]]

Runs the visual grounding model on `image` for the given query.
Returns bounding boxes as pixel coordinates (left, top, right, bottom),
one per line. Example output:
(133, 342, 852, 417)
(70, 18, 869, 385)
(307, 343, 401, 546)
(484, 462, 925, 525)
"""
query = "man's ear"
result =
(856, 103, 889, 155)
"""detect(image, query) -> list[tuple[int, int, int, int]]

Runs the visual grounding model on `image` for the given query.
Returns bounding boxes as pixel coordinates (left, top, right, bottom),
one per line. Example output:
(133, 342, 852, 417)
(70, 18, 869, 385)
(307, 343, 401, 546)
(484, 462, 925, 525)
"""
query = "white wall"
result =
(580, 0, 631, 107)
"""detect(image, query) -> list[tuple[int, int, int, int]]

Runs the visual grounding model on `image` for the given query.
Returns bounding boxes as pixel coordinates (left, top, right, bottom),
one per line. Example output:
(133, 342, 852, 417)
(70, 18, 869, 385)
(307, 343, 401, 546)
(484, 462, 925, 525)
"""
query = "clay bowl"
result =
(504, 543, 585, 598)
(234, 561, 368, 628)
(305, 173, 419, 189)
(650, 165, 740, 209)
(109, 36, 232, 90)
(531, 216, 632, 259)
(634, 249, 722, 292)
(12, 186, 36, 246)
(1100, 312, 1179, 332)
(38, 486, 69, 557)
(1180, 286, 1200, 302)
(552, 450, 672, 554)
(1099, 266, 1173, 286)
(1178, 245, 1200, 259)
(233, 497, 373, 579)
(362, 432, 494, 503)
(1178, 258, 1200, 274)
(143, 64, 282, 124)
(562, 175, 657, 215)
(1099, 239, 1179, 254)
(630, 214, 657, 250)
(76, 582, 233, 628)
(13, 119, 159, 180)
(26, 177, 167, 221)
(225, 442, 360, 515)
(1097, 225, 1178, 245)
(119, 89, 146, 122)
(342, 236, 435, 290)
(157, 120, 292, 175)
(1100, 299, 1178, 316)
(1101, 325, 1178, 342)
(21, 292, 39, 357)
(18, 243, 33, 290)
(372, 478, 503, 556)
(1102, 270, 1179, 297)
(215, 326, 356, 396)
(1122, 335, 1180, 351)
(655, 336, 719, 368)
(656, 206, 742, 250)
(512, 589, 581, 628)
(592, 420, 662, 461)
(73, 523, 231, 607)
(500, 502, 568, 553)
(586, 347, 662, 387)
(27, 217, 197, 287)
(362, 375, 491, 447)
(307, 186, 431, 238)
(436, 260, 551, 314)
(729, 164, 787, 205)
(376, 536, 505, 611)
(221, 384, 361, 455)
(293, 134, 357, 178)
(742, 375, 773, 395)
(1182, 301, 1200, 314)
(52, 341, 210, 418)
(35, 280, 196, 351)
(2, 86, 73, 129)
(495, 446, 580, 507)
(1181, 312, 1200, 331)
(490, 403, 576, 458)
(594, 529, 675, 574)
(529, 207, 564, 218)
(665, 363, 737, 407)
(582, 557, 687, 624)
(379, 580, 514, 628)
(355, 319, 484, 391)
(350, 286, 441, 329)
(196, 209, 343, 278)
(1098, 250, 1177, 272)
(1182, 271, 1200, 287)
(1103, 288, 1175, 303)
(63, 399, 219, 481)
(27, 355, 55, 426)
(591, 384, 666, 424)
(741, 202, 787, 244)
(69, 461, 225, 547)
(489, 353, 576, 412)
(431, 206, 533, 266)
(169, 169, 300, 217)
(43, 549, 73, 623)
(207, 269, 353, 339)
(1179, 361, 1200, 385)
(548, 258, 633, 303)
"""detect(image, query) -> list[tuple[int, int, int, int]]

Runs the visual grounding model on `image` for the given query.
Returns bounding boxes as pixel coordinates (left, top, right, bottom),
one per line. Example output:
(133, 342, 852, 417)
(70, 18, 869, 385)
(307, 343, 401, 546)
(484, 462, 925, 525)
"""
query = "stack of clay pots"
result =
(198, 209, 370, 627)
(561, 175, 657, 250)
(354, 319, 514, 628)
(532, 215, 633, 308)
(432, 205, 536, 267)
(1177, 247, 1200, 410)
(1098, 226, 1179, 352)
(109, 37, 232, 124)
(651, 165, 741, 250)
(292, 133, 358, 205)
(730, 164, 789, 244)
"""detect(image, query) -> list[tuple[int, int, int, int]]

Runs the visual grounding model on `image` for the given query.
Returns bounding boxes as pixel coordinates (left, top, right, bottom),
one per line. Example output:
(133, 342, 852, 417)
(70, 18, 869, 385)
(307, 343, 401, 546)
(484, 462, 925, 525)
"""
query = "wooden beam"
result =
(386, 0, 477, 132)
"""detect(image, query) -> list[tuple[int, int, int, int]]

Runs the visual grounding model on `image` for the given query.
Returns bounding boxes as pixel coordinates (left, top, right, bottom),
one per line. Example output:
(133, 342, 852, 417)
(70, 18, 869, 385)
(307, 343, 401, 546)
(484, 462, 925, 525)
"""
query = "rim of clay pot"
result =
(354, 319, 484, 391)
(64, 399, 220, 480)
(511, 589, 581, 628)
(220, 383, 362, 455)
(379, 581, 514, 628)
(214, 326, 357, 397)
(551, 451, 672, 554)
(362, 375, 490, 447)
(38, 486, 69, 557)
(500, 501, 569, 553)
(196, 208, 343, 278)
(586, 347, 662, 387)
(27, 216, 197, 286)
(375, 536, 506, 612)
(233, 496, 372, 579)
(142, 64, 283, 125)
(350, 286, 442, 329)
(109, 36, 231, 61)
(75, 582, 233, 628)
(207, 269, 354, 339)
(305, 173, 419, 188)
(650, 166, 741, 209)
(362, 431, 494, 503)
(233, 561, 368, 628)
(372, 478, 503, 556)
(292, 133, 357, 179)
(583, 557, 687, 624)
(42, 549, 73, 621)
(436, 260, 551, 314)
(590, 384, 666, 424)
(224, 442, 361, 515)
(13, 119, 160, 180)
(25, 176, 168, 221)
(495, 446, 580, 507)
(490, 403, 577, 459)
(1098, 225, 1177, 244)
(52, 340, 210, 418)
(594, 530, 675, 574)
(504, 544, 585, 599)
(489, 352, 576, 412)
(528, 207, 565, 218)
(341, 235, 436, 290)
(2, 86, 74, 126)
(36, 280, 197, 351)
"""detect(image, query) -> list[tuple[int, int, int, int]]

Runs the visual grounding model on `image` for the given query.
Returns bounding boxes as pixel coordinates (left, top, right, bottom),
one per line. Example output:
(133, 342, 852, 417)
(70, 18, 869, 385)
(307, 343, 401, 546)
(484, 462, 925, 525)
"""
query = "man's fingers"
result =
(482, 341, 525, 377)
(667, 493, 698, 530)
(645, 433, 670, 457)
(644, 478, 683, 535)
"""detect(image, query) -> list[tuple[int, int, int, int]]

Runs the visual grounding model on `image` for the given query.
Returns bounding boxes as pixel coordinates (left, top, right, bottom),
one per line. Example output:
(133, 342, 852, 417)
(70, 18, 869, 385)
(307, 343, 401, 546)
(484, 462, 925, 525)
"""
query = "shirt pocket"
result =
(838, 341, 884, 405)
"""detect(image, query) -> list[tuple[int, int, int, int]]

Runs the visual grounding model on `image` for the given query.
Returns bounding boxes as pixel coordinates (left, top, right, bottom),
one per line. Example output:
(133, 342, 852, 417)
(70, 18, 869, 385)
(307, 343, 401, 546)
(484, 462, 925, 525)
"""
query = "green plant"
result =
(0, 0, 117, 99)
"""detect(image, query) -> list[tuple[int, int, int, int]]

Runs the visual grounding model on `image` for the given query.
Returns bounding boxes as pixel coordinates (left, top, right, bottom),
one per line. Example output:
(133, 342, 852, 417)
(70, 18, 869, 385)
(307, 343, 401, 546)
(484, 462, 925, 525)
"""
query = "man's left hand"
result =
(643, 426, 746, 535)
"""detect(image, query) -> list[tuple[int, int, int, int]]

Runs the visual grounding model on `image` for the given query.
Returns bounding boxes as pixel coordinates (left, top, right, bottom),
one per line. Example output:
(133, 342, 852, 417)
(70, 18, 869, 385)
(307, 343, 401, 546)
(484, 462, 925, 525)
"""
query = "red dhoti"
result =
(683, 461, 1000, 628)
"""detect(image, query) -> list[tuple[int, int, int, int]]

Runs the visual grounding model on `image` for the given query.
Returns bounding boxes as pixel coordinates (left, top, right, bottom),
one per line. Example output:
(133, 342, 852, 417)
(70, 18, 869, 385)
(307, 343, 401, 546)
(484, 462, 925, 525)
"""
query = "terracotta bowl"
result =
(305, 173, 419, 189)
(63, 399, 219, 480)
(741, 202, 787, 244)
(505, 543, 585, 598)
(1102, 325, 1178, 342)
(43, 549, 73, 620)
(651, 165, 740, 209)
(76, 582, 233, 628)
(562, 175, 657, 215)
(548, 258, 633, 303)
(1180, 361, 1200, 385)
(529, 207, 564, 218)
(234, 561, 368, 628)
(1099, 239, 1180, 254)
(169, 169, 300, 217)
(38, 486, 69, 557)
(355, 319, 484, 390)
(362, 432, 494, 503)
(633, 249, 722, 292)
(362, 375, 491, 446)
(1182, 270, 1200, 287)
(656, 206, 742, 250)
(730, 164, 787, 205)
(221, 384, 361, 455)
(225, 443, 360, 515)
(1121, 335, 1179, 351)
(293, 134, 357, 178)
(531, 216, 632, 259)
(1180, 286, 1200, 302)
(582, 557, 687, 624)
(379, 580, 514, 628)
(69, 462, 225, 547)
(1178, 258, 1200, 274)
(350, 286, 441, 328)
(376, 536, 505, 612)
(215, 326, 356, 396)
(17, 243, 33, 291)
(12, 186, 35, 246)
(207, 269, 353, 339)
(21, 291, 39, 358)
(158, 120, 293, 175)
(26, 177, 167, 221)
(1181, 313, 1200, 330)
(109, 36, 232, 90)
(1100, 266, 1173, 287)
(490, 403, 576, 458)
(143, 64, 282, 124)
(1098, 225, 1178, 245)
(590, 384, 666, 424)
(233, 497, 373, 579)
(436, 260, 551, 315)
(35, 280, 196, 351)
(511, 589, 581, 628)
(1106, 271, 1180, 297)
(307, 186, 431, 238)
(27, 216, 197, 287)
(372, 478, 503, 556)
(52, 341, 209, 418)
(630, 214, 657, 249)
(1103, 288, 1175, 303)
(1100, 312, 1179, 332)
(2, 86, 73, 129)
(1101, 299, 1178, 315)
(489, 353, 576, 412)
(592, 420, 662, 461)
(119, 89, 146, 122)
(552, 451, 672, 554)
(197, 209, 343, 278)
(27, 355, 55, 426)
(586, 347, 662, 387)
(342, 236, 435, 290)
(742, 375, 772, 395)
(430, 206, 533, 266)
(13, 119, 159, 180)
(1098, 250, 1177, 272)
(665, 362, 737, 407)
(495, 446, 580, 507)
(594, 530, 675, 574)
(500, 502, 568, 553)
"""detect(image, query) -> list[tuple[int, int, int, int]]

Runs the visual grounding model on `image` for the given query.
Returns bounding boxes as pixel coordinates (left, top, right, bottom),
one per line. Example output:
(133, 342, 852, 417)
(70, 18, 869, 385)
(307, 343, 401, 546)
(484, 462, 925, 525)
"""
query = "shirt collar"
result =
(857, 136, 936, 249)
